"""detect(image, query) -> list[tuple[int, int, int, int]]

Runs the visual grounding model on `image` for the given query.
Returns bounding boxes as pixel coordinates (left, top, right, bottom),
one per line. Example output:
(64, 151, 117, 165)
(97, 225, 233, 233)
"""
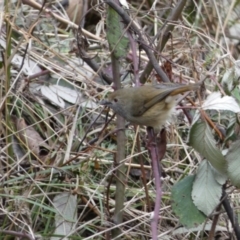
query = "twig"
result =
(78, 48, 113, 84)
(105, 0, 170, 83)
(109, 18, 126, 237)
(1, 230, 35, 240)
(136, 132, 151, 212)
(139, 0, 187, 83)
(147, 128, 167, 240)
(21, 0, 100, 40)
(221, 189, 240, 239)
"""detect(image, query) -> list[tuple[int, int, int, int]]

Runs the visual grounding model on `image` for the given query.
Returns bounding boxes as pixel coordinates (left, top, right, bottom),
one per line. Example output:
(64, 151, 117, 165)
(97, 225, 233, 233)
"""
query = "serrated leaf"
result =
(192, 160, 222, 216)
(202, 92, 240, 113)
(191, 110, 201, 126)
(106, 7, 129, 59)
(211, 166, 228, 185)
(226, 140, 240, 187)
(189, 121, 226, 174)
(171, 175, 206, 228)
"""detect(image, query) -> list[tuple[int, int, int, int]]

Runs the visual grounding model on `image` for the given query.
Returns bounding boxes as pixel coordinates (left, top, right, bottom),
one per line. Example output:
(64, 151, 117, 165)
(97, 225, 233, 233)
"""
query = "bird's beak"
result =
(99, 99, 111, 106)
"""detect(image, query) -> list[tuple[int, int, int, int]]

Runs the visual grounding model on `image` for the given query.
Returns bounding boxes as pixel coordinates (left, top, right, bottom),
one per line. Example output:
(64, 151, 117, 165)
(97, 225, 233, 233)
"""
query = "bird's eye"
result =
(113, 98, 118, 102)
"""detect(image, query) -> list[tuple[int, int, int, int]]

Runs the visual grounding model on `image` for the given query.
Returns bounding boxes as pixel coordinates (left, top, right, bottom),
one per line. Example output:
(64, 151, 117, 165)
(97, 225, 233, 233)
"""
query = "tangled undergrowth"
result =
(1, 0, 240, 239)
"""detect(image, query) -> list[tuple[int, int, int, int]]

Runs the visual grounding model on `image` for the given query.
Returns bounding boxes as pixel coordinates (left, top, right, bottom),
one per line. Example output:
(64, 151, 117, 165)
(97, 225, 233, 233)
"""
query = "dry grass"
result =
(1, 0, 240, 239)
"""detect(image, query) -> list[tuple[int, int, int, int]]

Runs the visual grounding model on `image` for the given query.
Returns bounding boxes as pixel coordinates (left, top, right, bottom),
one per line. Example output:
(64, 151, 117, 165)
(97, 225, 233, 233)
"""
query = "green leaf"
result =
(106, 7, 129, 59)
(192, 160, 222, 216)
(202, 92, 240, 112)
(171, 175, 206, 228)
(226, 140, 240, 187)
(189, 121, 226, 174)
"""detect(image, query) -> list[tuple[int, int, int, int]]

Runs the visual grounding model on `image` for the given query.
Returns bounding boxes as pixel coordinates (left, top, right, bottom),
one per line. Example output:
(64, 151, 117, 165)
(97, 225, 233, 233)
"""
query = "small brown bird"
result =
(101, 83, 199, 132)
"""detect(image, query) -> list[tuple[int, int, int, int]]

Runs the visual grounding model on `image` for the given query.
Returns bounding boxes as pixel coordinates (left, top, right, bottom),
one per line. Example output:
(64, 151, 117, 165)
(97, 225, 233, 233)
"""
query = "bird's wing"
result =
(134, 89, 173, 116)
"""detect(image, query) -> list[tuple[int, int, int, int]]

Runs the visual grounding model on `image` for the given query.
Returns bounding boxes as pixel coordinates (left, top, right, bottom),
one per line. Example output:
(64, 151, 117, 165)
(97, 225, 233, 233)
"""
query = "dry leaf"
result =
(13, 117, 50, 158)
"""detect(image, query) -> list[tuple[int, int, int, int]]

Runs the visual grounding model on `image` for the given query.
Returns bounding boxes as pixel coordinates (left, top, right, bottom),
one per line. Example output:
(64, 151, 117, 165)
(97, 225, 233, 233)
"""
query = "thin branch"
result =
(139, 0, 188, 83)
(105, 0, 170, 83)
(79, 48, 113, 84)
(222, 189, 240, 239)
(147, 128, 167, 240)
(21, 0, 100, 40)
